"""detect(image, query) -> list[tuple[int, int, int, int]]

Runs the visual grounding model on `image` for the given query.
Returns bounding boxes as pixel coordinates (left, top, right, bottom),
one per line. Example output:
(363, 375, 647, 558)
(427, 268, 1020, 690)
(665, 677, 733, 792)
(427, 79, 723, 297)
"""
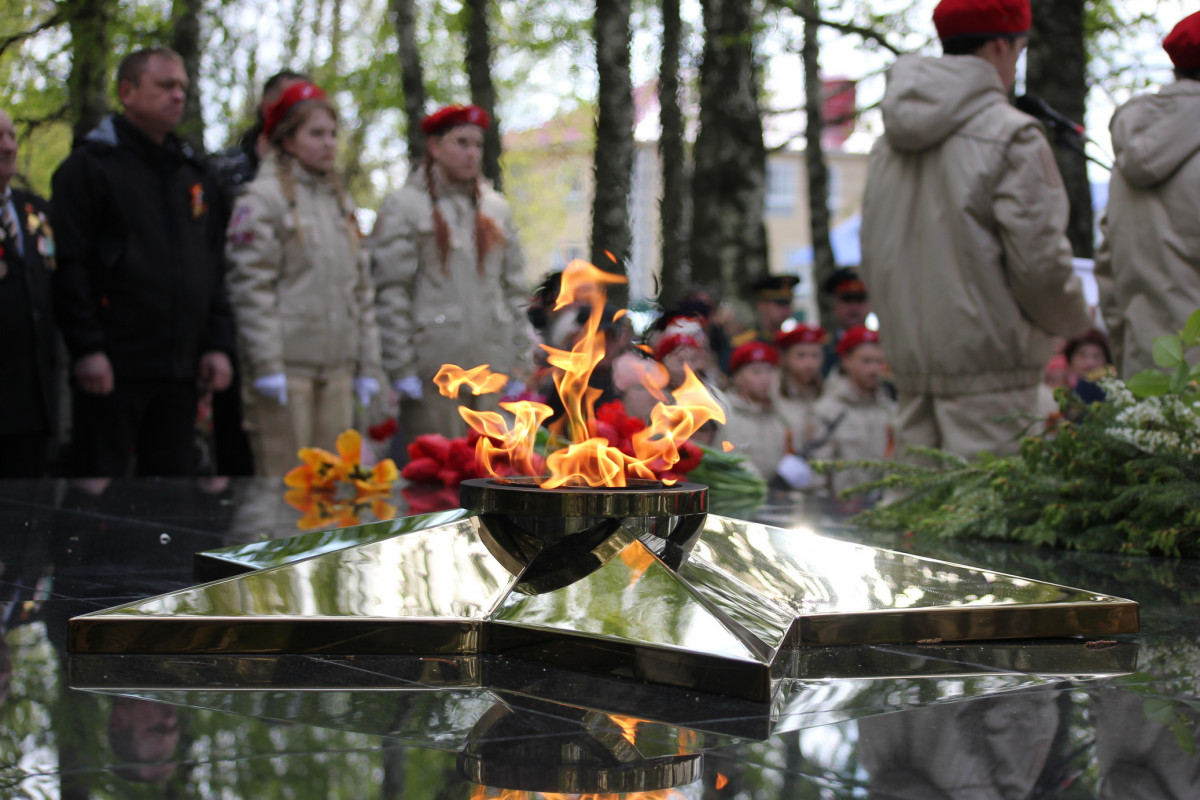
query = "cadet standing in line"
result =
(860, 0, 1090, 460)
(1095, 12, 1200, 377)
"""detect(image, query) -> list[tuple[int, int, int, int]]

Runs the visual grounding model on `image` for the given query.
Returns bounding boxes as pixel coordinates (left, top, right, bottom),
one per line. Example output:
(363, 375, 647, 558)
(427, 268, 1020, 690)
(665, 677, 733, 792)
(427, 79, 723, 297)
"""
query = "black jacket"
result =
(51, 114, 234, 380)
(0, 189, 57, 436)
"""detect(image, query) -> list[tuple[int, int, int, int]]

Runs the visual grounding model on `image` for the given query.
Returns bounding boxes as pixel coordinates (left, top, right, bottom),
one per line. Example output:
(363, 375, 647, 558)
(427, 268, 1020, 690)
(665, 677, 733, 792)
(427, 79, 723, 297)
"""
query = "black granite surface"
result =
(1, 477, 1197, 799)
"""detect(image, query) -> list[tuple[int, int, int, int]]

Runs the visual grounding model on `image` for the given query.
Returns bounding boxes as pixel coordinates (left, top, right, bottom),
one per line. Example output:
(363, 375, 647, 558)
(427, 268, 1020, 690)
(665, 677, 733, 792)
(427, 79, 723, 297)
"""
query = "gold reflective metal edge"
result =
(70, 519, 518, 654)
(789, 640, 1139, 679)
(69, 653, 480, 690)
(194, 509, 473, 580)
(695, 514, 1140, 644)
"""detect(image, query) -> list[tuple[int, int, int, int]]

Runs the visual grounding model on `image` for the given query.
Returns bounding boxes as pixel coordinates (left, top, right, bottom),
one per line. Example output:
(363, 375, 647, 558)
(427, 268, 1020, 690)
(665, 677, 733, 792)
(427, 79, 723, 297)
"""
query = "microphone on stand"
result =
(1015, 94, 1112, 172)
(1015, 94, 1085, 136)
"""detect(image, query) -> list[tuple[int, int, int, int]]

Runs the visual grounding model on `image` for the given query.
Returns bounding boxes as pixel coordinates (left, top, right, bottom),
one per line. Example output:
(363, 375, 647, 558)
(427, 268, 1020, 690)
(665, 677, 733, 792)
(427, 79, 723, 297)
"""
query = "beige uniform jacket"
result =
(369, 169, 533, 384)
(771, 381, 821, 452)
(225, 155, 381, 381)
(861, 55, 1090, 397)
(808, 378, 896, 499)
(716, 392, 791, 481)
(1095, 79, 1200, 376)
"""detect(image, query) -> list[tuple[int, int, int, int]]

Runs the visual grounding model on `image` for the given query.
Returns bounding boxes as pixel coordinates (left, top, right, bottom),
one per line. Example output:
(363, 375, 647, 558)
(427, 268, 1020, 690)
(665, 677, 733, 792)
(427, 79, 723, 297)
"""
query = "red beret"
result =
(1164, 12, 1200, 70)
(263, 81, 327, 138)
(655, 317, 708, 361)
(775, 323, 828, 349)
(421, 104, 491, 136)
(933, 0, 1031, 40)
(729, 341, 779, 373)
(836, 326, 880, 358)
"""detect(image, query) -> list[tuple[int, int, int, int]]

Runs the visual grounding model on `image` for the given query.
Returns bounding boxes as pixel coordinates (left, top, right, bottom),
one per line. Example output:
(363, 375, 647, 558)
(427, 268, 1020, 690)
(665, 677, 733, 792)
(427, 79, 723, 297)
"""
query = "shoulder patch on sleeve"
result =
(229, 205, 254, 244)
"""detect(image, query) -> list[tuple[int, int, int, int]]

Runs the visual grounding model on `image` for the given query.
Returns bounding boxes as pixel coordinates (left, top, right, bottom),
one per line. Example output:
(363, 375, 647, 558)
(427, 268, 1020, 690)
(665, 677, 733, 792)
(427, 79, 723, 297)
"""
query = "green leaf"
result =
(1170, 362, 1191, 394)
(1189, 361, 1200, 381)
(1173, 717, 1198, 757)
(1153, 335, 1184, 368)
(1183, 308, 1200, 347)
(1127, 369, 1171, 398)
(1144, 698, 1177, 725)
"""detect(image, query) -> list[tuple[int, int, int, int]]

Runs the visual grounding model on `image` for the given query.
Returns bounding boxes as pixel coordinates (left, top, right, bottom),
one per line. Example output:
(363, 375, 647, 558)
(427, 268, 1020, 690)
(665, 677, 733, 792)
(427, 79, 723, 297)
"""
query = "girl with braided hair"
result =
(225, 81, 383, 475)
(370, 105, 533, 447)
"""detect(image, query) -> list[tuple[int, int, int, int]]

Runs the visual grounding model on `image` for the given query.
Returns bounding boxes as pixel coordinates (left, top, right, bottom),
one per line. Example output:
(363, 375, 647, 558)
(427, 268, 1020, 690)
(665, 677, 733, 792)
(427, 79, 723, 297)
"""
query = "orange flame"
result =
(438, 259, 724, 488)
(435, 363, 509, 398)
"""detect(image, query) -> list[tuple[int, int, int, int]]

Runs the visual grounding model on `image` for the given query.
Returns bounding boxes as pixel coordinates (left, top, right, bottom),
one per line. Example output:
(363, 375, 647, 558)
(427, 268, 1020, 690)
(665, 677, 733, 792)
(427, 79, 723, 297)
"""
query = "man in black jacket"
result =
(0, 108, 58, 476)
(52, 48, 235, 477)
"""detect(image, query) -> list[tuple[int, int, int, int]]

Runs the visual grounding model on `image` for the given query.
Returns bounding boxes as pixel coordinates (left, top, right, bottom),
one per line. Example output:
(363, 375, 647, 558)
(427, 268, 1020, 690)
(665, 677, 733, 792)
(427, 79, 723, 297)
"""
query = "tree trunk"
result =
(591, 0, 634, 295)
(657, 0, 689, 307)
(63, 0, 115, 147)
(170, 0, 205, 152)
(465, 0, 502, 189)
(690, 0, 768, 304)
(390, 0, 428, 167)
(1026, 0, 1093, 257)
(802, 0, 836, 327)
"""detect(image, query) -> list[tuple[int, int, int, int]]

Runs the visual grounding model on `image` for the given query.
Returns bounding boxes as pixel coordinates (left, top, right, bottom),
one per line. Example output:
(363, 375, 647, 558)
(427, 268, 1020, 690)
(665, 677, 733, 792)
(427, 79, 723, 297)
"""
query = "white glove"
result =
(393, 375, 423, 400)
(253, 372, 288, 405)
(776, 453, 813, 489)
(354, 376, 380, 407)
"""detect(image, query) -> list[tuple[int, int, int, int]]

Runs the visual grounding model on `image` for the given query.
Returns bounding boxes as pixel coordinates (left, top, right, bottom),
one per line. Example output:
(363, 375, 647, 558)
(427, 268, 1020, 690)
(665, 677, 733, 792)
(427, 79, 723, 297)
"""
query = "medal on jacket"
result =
(25, 204, 56, 270)
(190, 183, 207, 219)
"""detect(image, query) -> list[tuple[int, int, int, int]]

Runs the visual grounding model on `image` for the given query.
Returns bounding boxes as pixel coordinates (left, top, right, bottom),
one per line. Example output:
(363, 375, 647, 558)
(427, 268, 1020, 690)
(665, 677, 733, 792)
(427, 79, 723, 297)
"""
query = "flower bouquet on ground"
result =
(283, 429, 400, 529)
(842, 311, 1200, 557)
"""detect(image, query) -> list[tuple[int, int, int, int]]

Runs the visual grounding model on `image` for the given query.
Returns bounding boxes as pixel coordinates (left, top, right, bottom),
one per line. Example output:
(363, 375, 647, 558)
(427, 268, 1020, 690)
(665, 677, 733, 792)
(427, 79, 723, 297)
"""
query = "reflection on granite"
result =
(1, 478, 1197, 797)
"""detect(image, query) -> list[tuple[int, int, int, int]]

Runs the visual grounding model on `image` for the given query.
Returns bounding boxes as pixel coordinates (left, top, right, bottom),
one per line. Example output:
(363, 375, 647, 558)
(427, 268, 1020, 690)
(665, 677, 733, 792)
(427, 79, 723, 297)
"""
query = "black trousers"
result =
(70, 379, 199, 478)
(0, 432, 50, 478)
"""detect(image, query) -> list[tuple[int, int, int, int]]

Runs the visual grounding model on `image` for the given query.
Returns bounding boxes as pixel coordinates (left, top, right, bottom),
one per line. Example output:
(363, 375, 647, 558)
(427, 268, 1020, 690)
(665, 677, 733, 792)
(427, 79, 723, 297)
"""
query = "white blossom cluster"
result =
(1098, 377, 1200, 458)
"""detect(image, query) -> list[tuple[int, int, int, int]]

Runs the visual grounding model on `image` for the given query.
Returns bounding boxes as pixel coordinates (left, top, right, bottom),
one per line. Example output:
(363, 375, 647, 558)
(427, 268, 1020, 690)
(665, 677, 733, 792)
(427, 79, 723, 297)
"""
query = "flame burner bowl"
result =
(459, 477, 708, 594)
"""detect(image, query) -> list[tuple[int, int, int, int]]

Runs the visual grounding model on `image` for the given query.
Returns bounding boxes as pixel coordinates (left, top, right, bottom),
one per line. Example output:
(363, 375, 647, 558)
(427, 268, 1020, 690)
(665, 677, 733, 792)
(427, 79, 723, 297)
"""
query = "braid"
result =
(472, 180, 506, 277)
(276, 152, 303, 244)
(424, 153, 451, 273)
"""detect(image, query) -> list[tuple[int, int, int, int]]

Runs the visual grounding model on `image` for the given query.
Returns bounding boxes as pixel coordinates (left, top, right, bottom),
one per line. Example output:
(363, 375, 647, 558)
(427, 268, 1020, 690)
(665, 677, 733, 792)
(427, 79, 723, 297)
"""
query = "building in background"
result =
(501, 80, 869, 320)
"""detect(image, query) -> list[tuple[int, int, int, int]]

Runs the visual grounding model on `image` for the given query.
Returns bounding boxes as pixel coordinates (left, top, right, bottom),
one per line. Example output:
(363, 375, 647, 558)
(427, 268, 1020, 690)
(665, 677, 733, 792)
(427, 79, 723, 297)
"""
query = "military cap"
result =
(933, 0, 1031, 40)
(263, 81, 326, 138)
(1164, 12, 1200, 70)
(729, 341, 780, 373)
(836, 325, 880, 358)
(421, 104, 491, 136)
(775, 323, 829, 350)
(823, 267, 868, 299)
(749, 274, 800, 303)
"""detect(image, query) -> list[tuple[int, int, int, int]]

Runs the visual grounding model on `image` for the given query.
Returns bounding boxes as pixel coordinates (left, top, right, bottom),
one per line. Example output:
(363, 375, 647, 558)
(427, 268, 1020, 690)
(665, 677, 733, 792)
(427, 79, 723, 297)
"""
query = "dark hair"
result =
(1177, 67, 1200, 82)
(263, 69, 310, 98)
(116, 48, 183, 89)
(1064, 328, 1112, 366)
(941, 32, 1022, 56)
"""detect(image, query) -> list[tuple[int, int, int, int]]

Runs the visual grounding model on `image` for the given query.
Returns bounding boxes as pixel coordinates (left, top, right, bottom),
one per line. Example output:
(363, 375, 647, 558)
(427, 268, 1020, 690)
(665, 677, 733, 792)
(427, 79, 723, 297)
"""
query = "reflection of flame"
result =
(468, 788, 688, 800)
(435, 260, 725, 488)
(609, 714, 640, 746)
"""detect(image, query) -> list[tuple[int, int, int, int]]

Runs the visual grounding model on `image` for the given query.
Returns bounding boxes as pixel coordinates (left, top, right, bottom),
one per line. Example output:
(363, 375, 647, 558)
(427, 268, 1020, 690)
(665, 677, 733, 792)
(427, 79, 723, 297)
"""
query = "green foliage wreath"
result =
(833, 310, 1200, 557)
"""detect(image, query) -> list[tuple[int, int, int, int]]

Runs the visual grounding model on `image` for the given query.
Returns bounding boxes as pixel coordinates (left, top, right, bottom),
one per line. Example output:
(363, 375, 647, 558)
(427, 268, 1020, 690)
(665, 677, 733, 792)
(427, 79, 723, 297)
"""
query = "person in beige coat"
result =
(860, 0, 1090, 461)
(225, 82, 382, 475)
(772, 323, 826, 449)
(809, 327, 895, 501)
(370, 105, 533, 446)
(1095, 12, 1200, 378)
(716, 341, 811, 490)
